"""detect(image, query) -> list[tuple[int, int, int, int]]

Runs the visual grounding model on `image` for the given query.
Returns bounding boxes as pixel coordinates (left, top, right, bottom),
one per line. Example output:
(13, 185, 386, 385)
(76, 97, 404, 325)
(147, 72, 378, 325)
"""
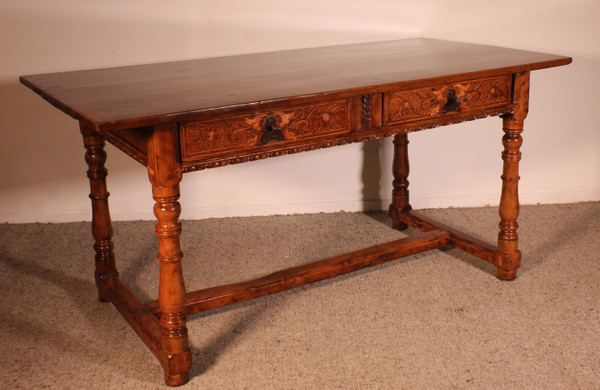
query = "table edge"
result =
(19, 41, 572, 132)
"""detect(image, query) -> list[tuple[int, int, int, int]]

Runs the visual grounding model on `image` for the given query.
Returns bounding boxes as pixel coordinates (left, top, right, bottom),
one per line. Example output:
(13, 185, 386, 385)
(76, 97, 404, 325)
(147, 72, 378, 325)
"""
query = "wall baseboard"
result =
(1, 190, 598, 224)
(0, 190, 600, 223)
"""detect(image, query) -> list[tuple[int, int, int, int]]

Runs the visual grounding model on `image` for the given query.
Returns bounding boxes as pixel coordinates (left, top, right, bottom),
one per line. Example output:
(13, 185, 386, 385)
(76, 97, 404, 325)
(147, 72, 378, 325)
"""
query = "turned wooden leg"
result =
(147, 122, 192, 386)
(389, 133, 411, 230)
(80, 124, 118, 302)
(494, 72, 530, 280)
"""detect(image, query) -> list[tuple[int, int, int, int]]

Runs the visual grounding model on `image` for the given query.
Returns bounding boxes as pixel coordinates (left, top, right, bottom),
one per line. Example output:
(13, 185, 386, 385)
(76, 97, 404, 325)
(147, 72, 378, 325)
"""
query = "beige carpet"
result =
(1, 202, 599, 389)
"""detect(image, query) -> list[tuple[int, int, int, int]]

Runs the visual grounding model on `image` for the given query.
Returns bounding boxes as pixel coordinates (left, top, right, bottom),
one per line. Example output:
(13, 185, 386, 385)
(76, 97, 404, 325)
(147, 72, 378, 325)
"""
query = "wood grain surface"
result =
(20, 38, 571, 131)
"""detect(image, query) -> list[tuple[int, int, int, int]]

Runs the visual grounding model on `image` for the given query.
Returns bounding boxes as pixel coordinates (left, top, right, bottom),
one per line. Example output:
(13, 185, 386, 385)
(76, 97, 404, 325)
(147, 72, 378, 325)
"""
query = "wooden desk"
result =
(20, 38, 571, 386)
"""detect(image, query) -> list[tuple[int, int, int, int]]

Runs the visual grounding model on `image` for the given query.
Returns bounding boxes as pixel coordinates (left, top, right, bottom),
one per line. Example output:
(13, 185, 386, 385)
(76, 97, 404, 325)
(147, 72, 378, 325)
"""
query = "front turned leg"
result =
(80, 124, 118, 301)
(495, 72, 530, 280)
(389, 133, 411, 230)
(147, 123, 192, 386)
(153, 184, 191, 386)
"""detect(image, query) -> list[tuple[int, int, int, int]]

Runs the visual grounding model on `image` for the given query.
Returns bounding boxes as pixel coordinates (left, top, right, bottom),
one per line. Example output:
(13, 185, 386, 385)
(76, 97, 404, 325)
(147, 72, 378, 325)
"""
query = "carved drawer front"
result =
(384, 75, 511, 125)
(181, 99, 350, 161)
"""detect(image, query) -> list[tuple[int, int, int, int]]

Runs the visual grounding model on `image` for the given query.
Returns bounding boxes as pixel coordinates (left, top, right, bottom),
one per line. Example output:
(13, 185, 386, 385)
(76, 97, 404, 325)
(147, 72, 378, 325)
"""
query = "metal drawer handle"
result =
(442, 89, 466, 114)
(259, 116, 285, 145)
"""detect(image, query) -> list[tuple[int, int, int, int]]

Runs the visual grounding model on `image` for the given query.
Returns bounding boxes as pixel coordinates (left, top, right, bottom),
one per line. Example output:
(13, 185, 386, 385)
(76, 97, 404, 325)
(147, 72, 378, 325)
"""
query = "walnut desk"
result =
(20, 39, 571, 386)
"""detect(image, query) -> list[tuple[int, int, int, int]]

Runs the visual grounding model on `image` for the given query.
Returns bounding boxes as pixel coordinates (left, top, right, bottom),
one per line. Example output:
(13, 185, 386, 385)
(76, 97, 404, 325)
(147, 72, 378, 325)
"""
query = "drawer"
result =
(384, 75, 511, 125)
(180, 99, 350, 161)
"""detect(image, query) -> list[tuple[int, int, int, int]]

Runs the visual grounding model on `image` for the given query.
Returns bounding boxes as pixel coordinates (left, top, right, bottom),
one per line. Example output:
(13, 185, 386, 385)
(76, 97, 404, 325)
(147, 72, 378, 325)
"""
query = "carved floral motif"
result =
(387, 75, 510, 124)
(182, 108, 509, 172)
(181, 100, 349, 160)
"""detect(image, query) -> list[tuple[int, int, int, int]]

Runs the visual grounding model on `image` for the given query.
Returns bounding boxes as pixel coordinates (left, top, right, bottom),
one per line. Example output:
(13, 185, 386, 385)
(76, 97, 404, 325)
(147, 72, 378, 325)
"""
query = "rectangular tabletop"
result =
(20, 38, 571, 131)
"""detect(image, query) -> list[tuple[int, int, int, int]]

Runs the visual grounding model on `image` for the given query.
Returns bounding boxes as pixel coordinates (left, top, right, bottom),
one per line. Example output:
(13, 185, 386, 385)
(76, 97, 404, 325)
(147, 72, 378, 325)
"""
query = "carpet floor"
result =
(1, 202, 599, 389)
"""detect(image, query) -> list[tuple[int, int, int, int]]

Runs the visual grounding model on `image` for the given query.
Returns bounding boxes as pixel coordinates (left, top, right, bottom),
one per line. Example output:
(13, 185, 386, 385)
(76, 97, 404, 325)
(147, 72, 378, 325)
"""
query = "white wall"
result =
(1, 0, 598, 223)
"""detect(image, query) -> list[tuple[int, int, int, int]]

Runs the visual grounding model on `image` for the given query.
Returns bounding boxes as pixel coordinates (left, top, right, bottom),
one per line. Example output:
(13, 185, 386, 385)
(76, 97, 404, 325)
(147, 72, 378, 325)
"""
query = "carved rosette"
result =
(387, 75, 510, 124)
(181, 100, 349, 160)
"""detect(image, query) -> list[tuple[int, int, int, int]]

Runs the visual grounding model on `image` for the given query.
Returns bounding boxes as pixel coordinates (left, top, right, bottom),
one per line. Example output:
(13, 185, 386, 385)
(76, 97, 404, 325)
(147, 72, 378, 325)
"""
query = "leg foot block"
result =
(496, 268, 517, 281)
(494, 251, 520, 281)
(389, 205, 409, 231)
(165, 372, 189, 387)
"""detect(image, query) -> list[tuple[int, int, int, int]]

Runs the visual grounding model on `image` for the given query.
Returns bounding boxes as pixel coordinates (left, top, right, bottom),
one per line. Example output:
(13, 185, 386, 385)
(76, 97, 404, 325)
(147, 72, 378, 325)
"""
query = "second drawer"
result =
(384, 75, 512, 125)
